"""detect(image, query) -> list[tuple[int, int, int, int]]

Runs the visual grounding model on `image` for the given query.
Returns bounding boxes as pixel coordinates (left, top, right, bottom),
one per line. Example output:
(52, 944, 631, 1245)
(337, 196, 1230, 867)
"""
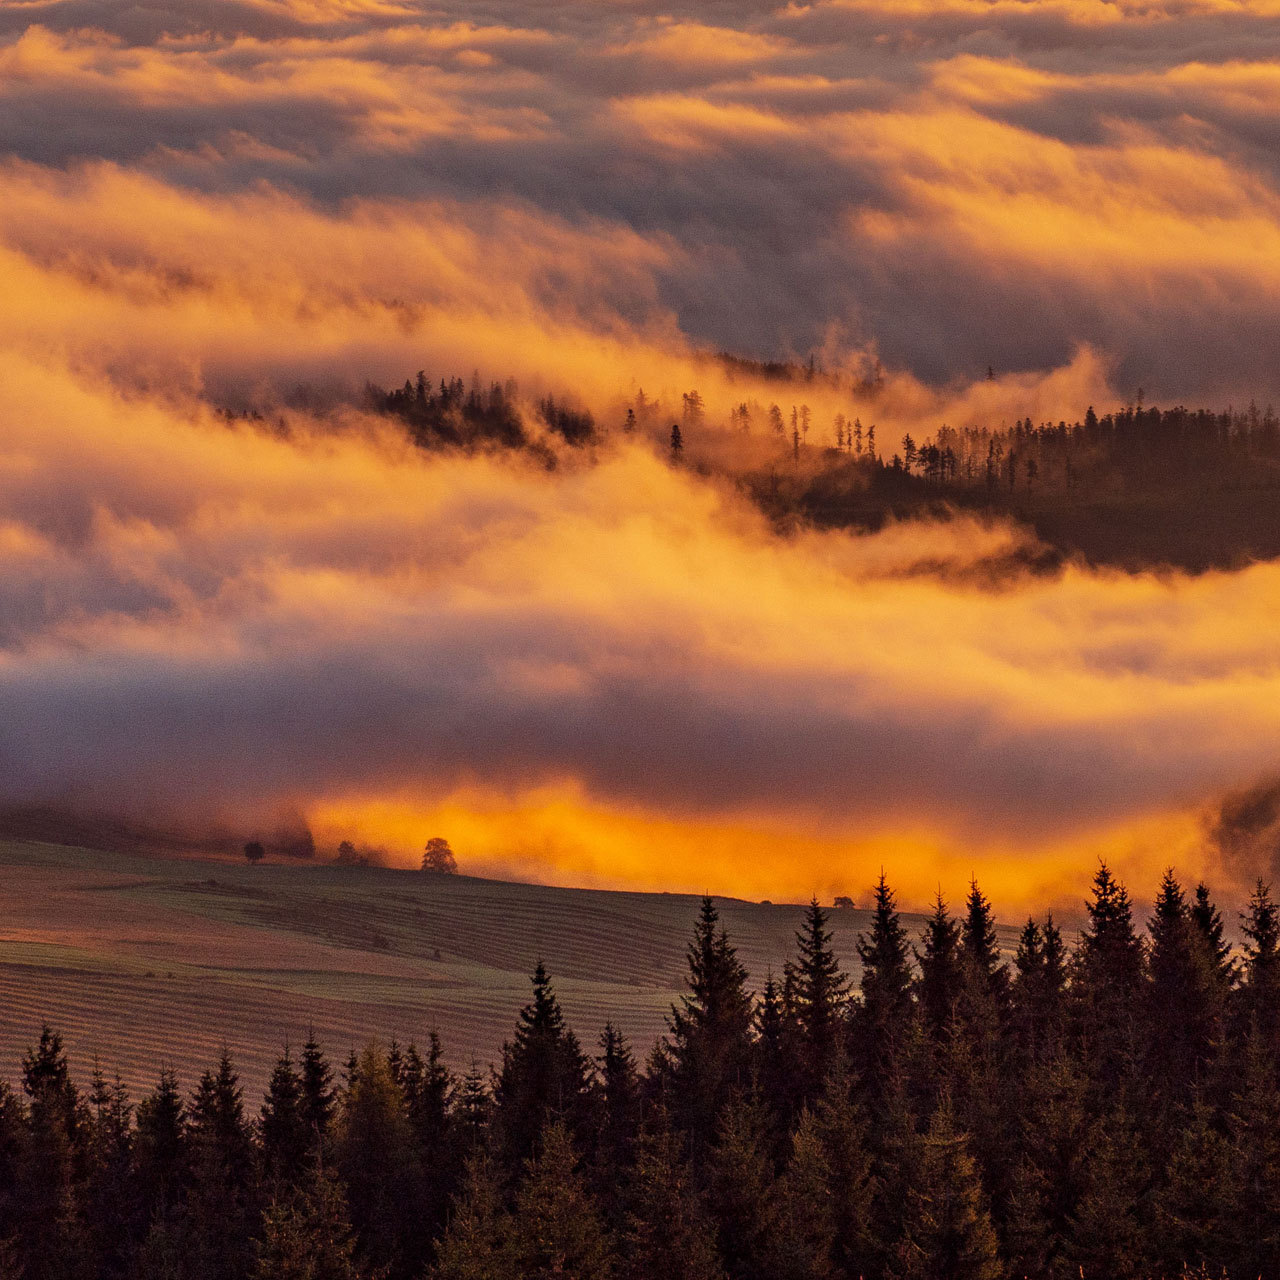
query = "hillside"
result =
(0, 839, 1025, 1099)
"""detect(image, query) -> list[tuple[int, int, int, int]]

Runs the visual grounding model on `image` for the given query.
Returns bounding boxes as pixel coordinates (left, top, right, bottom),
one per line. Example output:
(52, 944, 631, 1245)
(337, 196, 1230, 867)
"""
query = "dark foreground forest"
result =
(3, 865, 1278, 1280)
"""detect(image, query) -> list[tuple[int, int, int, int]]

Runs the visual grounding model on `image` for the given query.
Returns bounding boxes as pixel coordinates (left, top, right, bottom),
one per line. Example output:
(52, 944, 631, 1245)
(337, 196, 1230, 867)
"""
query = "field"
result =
(0, 839, 1023, 1102)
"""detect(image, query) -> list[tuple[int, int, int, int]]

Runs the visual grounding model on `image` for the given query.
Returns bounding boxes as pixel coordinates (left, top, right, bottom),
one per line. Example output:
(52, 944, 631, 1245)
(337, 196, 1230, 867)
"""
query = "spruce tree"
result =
(300, 1034, 336, 1158)
(84, 1065, 135, 1277)
(809, 1060, 876, 1279)
(254, 1169, 363, 1280)
(960, 879, 1009, 1015)
(1065, 1107, 1152, 1280)
(495, 962, 593, 1165)
(753, 972, 802, 1136)
(1071, 862, 1146, 1092)
(662, 898, 754, 1148)
(597, 1023, 640, 1169)
(853, 873, 914, 1097)
(767, 1109, 837, 1280)
(889, 1094, 1001, 1280)
(1224, 1026, 1280, 1280)
(707, 1096, 780, 1280)
(788, 899, 851, 1099)
(1239, 879, 1280, 1045)
(619, 1119, 723, 1280)
(916, 892, 963, 1040)
(261, 1046, 308, 1185)
(335, 1044, 420, 1278)
(509, 1122, 614, 1280)
(432, 1151, 514, 1280)
(19, 1026, 90, 1280)
(135, 1067, 188, 1225)
(186, 1051, 259, 1280)
(1146, 869, 1225, 1103)
(1150, 1099, 1233, 1278)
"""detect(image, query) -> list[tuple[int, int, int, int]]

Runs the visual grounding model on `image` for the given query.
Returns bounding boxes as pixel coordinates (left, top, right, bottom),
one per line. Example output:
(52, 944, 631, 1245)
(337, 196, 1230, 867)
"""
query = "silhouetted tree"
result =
(422, 839, 458, 874)
(787, 899, 851, 1100)
(495, 963, 592, 1166)
(853, 873, 914, 1097)
(660, 898, 754, 1149)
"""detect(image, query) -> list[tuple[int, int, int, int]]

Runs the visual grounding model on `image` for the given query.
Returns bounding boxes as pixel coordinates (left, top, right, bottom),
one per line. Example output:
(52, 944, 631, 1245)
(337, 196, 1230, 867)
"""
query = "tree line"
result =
(3, 863, 1279, 1278)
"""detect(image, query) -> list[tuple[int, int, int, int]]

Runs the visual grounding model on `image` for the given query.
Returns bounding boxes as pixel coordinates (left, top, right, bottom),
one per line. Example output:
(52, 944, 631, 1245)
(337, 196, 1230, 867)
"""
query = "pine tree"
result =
(662, 898, 754, 1149)
(788, 899, 851, 1099)
(509, 1122, 615, 1280)
(707, 1096, 780, 1280)
(254, 1169, 363, 1280)
(300, 1034, 336, 1158)
(495, 962, 593, 1165)
(854, 873, 914, 1097)
(890, 1095, 1001, 1280)
(917, 892, 963, 1040)
(619, 1119, 723, 1280)
(261, 1046, 308, 1185)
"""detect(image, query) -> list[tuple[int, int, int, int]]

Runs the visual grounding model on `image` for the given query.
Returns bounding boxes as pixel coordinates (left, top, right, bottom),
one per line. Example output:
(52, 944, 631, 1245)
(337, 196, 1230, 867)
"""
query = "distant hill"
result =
(0, 839, 1022, 1099)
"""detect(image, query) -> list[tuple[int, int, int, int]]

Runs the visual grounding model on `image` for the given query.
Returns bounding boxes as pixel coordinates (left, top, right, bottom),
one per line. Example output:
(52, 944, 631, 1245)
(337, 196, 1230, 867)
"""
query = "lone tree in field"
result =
(422, 838, 457, 874)
(244, 841, 265, 866)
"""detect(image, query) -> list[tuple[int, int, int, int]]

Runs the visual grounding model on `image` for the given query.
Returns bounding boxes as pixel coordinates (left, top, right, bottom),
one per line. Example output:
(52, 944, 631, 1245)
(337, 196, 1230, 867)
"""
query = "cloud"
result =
(3, 0, 1280, 907)
(4, 0, 1280, 392)
(0, 336, 1277, 907)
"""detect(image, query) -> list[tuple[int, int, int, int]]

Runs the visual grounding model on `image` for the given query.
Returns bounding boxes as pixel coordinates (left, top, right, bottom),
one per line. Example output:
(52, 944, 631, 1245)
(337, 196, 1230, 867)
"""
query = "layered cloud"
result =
(1, 336, 1279, 908)
(5, 0, 1280, 396)
(4, 0, 1280, 906)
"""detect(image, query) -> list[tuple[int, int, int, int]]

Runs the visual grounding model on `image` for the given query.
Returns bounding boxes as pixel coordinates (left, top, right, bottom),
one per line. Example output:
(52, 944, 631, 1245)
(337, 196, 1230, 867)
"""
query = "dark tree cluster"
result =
(376, 373, 526, 451)
(879, 402, 1280, 496)
(374, 373, 596, 453)
(760, 401, 1280, 568)
(10, 866, 1280, 1278)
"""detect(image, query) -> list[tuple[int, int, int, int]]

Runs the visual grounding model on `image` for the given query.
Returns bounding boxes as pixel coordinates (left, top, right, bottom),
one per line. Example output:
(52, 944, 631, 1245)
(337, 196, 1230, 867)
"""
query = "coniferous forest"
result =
(3, 866, 1278, 1280)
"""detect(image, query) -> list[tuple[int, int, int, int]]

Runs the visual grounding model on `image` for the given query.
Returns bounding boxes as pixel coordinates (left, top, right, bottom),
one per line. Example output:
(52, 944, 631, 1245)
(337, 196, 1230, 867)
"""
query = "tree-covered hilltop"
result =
(369, 369, 1280, 570)
(4, 866, 1280, 1278)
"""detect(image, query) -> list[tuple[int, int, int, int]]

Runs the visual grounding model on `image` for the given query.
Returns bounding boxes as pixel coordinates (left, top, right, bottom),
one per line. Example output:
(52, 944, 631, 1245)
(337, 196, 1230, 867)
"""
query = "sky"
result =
(4, 0, 1280, 910)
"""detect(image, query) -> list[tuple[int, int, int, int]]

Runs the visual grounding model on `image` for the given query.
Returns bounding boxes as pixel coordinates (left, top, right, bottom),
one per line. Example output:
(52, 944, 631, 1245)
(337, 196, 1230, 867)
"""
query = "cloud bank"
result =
(4, 0, 1280, 905)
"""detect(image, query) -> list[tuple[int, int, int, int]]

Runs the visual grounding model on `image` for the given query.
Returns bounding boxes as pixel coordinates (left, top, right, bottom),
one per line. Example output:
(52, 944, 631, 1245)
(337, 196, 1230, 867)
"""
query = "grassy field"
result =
(0, 839, 1022, 1103)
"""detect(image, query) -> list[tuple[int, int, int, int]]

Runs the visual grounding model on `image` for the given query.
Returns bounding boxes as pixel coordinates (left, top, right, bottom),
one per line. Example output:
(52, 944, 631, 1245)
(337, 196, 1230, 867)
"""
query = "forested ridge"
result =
(371, 370, 1280, 570)
(2, 865, 1279, 1279)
